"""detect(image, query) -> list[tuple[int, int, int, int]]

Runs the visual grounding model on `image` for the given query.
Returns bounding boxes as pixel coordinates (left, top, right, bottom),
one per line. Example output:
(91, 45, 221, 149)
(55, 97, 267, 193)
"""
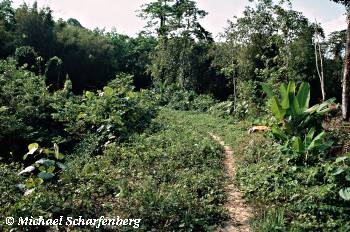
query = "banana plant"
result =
(262, 81, 335, 120)
(261, 81, 334, 162)
(262, 81, 335, 136)
(291, 128, 332, 159)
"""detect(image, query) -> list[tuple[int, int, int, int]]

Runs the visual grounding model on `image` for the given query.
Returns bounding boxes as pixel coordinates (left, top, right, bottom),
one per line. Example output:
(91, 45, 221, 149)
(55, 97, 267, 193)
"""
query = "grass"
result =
(232, 127, 350, 231)
(0, 108, 243, 231)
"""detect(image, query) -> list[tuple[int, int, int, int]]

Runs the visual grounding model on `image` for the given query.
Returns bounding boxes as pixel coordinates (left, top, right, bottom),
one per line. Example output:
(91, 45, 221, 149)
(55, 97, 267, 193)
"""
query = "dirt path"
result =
(209, 133, 253, 232)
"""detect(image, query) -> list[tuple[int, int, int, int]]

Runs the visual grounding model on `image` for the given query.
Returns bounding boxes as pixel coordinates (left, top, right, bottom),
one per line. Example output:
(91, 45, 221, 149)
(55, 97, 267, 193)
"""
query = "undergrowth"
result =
(234, 132, 350, 231)
(0, 109, 231, 231)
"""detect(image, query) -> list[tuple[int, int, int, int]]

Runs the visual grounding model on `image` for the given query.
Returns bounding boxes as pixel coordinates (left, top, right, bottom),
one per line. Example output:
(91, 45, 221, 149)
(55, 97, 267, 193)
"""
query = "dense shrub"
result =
(233, 81, 348, 231)
(155, 83, 217, 111)
(0, 109, 228, 231)
(51, 74, 157, 154)
(235, 133, 350, 231)
(45, 56, 63, 90)
(0, 59, 66, 161)
(14, 46, 38, 72)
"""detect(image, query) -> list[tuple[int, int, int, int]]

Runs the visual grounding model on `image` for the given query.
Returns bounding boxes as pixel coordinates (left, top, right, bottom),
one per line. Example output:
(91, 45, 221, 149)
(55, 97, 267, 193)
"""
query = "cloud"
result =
(322, 15, 347, 34)
(11, 0, 347, 37)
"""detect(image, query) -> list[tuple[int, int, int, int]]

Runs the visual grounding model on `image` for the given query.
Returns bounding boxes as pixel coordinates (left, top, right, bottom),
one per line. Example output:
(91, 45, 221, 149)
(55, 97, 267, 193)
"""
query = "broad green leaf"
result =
(292, 136, 304, 153)
(279, 83, 289, 109)
(282, 81, 296, 111)
(305, 128, 316, 147)
(296, 82, 310, 111)
(291, 96, 301, 115)
(272, 127, 288, 141)
(331, 167, 344, 176)
(103, 86, 113, 96)
(47, 166, 55, 173)
(271, 96, 286, 121)
(0, 106, 8, 112)
(34, 178, 44, 185)
(346, 175, 350, 182)
(58, 153, 65, 160)
(57, 162, 67, 170)
(339, 188, 350, 200)
(35, 158, 55, 167)
(85, 91, 93, 99)
(27, 143, 39, 155)
(307, 131, 326, 150)
(335, 156, 348, 163)
(261, 82, 274, 99)
(287, 81, 296, 95)
(37, 172, 55, 180)
(25, 178, 35, 188)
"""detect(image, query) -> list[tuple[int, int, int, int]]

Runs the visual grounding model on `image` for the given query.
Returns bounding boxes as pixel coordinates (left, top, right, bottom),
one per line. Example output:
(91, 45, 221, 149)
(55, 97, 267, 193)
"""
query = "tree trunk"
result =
(342, 15, 350, 120)
(314, 21, 326, 102)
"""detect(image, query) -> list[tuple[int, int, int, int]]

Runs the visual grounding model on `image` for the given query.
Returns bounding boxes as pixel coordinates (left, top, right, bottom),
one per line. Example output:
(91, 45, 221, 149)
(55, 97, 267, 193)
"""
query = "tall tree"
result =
(140, 0, 213, 91)
(139, 0, 174, 38)
(15, 2, 56, 58)
(330, 0, 350, 119)
(0, 0, 15, 57)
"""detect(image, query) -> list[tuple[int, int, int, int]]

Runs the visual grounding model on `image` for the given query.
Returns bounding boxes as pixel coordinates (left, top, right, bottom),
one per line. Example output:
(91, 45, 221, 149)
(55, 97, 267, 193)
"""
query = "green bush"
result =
(235, 133, 350, 231)
(208, 101, 234, 118)
(51, 73, 157, 154)
(14, 46, 39, 72)
(0, 59, 66, 161)
(262, 81, 335, 164)
(154, 83, 217, 111)
(0, 109, 228, 231)
(234, 81, 348, 231)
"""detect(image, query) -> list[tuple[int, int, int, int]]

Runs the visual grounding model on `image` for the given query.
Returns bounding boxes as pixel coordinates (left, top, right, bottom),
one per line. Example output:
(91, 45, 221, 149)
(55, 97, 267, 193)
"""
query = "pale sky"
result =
(11, 0, 347, 39)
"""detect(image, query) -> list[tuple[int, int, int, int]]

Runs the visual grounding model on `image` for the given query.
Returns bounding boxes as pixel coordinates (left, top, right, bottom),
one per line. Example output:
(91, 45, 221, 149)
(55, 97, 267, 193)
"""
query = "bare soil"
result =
(209, 133, 253, 232)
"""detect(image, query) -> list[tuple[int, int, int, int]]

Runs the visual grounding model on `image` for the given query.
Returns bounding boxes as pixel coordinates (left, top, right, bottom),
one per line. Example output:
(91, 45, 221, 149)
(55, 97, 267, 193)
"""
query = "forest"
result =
(1, 0, 350, 231)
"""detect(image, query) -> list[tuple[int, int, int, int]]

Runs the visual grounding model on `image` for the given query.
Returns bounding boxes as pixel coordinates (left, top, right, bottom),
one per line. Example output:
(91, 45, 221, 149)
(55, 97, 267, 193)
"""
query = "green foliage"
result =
(51, 73, 157, 149)
(234, 80, 261, 119)
(14, 45, 38, 71)
(155, 83, 217, 111)
(108, 32, 157, 89)
(150, 37, 222, 95)
(233, 80, 347, 231)
(263, 81, 334, 135)
(208, 101, 234, 118)
(140, 0, 211, 40)
(55, 23, 115, 92)
(0, 109, 228, 231)
(66, 18, 82, 27)
(45, 56, 63, 90)
(262, 81, 335, 165)
(331, 153, 350, 201)
(235, 133, 350, 231)
(0, 0, 16, 57)
(0, 59, 65, 161)
(14, 2, 55, 58)
(19, 143, 66, 190)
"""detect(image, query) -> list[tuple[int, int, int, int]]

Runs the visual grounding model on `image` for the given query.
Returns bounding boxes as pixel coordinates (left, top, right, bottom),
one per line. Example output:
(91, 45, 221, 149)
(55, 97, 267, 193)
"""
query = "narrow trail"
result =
(209, 133, 253, 232)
